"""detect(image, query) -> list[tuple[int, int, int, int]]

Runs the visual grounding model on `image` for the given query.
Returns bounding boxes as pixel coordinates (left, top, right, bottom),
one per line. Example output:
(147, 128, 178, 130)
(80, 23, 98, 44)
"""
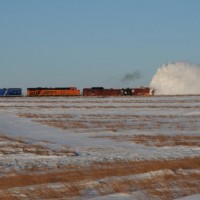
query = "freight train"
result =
(0, 86, 154, 97)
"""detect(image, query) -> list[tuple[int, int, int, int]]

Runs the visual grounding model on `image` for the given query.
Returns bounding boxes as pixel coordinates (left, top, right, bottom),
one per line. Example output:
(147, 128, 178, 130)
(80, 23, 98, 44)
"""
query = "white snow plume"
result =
(150, 61, 200, 95)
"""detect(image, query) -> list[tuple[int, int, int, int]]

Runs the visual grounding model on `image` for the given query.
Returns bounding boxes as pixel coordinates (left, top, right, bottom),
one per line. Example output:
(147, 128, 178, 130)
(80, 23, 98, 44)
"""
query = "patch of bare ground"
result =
(96, 135, 200, 147)
(17, 113, 200, 133)
(0, 134, 76, 156)
(0, 156, 200, 199)
(132, 135, 200, 147)
(36, 120, 130, 132)
(17, 113, 73, 119)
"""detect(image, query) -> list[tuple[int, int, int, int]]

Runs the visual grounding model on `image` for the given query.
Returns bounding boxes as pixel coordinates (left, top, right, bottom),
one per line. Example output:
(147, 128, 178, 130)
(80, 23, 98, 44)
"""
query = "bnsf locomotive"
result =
(27, 87, 80, 96)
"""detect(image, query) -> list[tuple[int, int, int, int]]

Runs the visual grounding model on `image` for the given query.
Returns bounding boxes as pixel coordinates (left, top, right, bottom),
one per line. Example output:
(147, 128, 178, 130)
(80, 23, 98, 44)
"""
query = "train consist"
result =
(0, 86, 154, 97)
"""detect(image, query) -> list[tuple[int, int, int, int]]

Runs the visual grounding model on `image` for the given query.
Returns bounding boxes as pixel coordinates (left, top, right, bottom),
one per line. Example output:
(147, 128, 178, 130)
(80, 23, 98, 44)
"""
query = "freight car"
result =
(27, 87, 80, 96)
(82, 87, 122, 96)
(0, 88, 22, 96)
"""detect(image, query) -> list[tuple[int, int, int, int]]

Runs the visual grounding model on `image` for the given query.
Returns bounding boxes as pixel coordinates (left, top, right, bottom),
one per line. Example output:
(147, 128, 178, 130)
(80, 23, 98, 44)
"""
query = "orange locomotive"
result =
(27, 87, 80, 97)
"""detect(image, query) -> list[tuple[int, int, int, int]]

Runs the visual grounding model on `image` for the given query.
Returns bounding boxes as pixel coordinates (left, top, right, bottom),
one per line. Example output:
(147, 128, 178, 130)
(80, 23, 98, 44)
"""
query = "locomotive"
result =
(27, 87, 80, 96)
(121, 87, 154, 96)
(83, 87, 122, 96)
(0, 88, 22, 96)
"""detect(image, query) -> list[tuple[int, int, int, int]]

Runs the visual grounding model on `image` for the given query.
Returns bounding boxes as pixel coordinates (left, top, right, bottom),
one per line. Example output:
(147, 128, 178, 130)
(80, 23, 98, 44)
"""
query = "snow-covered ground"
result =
(0, 96, 200, 199)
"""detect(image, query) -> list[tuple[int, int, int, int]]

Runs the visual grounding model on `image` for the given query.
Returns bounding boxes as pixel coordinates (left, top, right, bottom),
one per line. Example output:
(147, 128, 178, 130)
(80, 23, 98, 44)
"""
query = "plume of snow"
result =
(150, 61, 200, 95)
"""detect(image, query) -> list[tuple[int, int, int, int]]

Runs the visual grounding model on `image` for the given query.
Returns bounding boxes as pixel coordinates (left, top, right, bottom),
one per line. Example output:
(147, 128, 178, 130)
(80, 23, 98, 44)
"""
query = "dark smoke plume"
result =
(122, 70, 141, 82)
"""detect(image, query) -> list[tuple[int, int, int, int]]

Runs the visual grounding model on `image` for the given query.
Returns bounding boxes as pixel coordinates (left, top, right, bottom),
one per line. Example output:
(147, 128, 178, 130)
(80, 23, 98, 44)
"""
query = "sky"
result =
(0, 0, 200, 92)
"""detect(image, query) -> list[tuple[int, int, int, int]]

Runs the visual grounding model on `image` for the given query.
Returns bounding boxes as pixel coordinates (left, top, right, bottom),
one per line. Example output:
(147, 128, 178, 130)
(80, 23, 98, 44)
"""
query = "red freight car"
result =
(27, 87, 80, 97)
(83, 87, 122, 96)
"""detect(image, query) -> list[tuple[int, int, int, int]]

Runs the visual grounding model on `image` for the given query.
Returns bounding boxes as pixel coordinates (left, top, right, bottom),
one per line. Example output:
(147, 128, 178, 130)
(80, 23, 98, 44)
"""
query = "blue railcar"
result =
(0, 88, 22, 96)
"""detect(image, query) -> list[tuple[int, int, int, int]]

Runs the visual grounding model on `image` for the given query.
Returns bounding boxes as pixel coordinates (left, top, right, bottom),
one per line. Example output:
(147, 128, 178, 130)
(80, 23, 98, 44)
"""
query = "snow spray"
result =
(150, 61, 200, 95)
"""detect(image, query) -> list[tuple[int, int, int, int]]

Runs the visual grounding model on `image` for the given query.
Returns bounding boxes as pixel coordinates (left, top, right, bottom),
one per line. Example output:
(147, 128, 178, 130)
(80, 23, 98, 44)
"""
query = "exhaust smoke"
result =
(150, 61, 200, 95)
(122, 70, 141, 83)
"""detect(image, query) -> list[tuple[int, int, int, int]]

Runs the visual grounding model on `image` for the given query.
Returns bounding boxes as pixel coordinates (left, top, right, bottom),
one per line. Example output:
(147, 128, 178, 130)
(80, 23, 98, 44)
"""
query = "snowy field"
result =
(0, 96, 200, 199)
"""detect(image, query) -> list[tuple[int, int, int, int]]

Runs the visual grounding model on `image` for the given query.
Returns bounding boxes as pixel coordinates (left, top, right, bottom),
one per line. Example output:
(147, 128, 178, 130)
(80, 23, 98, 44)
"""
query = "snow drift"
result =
(150, 61, 200, 95)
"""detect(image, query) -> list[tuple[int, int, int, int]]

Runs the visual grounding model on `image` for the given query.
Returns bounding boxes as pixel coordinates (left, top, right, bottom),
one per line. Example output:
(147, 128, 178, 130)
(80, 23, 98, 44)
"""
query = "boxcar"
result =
(82, 87, 122, 96)
(0, 88, 22, 96)
(27, 87, 80, 97)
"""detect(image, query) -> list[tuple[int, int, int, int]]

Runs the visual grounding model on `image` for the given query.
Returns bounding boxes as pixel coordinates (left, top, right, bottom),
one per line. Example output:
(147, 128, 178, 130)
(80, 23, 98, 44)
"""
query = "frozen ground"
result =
(0, 96, 200, 199)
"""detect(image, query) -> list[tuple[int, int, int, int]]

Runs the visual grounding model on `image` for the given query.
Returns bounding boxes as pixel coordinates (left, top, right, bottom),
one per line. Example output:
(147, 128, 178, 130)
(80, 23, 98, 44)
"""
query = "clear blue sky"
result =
(0, 0, 200, 91)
